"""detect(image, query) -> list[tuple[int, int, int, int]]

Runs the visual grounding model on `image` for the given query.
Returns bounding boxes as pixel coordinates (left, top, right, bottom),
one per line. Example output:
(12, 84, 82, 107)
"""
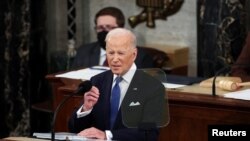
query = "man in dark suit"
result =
(68, 28, 168, 141)
(71, 7, 154, 69)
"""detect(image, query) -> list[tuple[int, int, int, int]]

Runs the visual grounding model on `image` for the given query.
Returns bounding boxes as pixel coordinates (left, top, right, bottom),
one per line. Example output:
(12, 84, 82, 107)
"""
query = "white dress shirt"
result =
(99, 48, 106, 66)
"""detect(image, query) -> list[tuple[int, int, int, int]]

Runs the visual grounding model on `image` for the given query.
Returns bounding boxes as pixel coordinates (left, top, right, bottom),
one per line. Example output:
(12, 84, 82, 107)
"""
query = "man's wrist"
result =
(76, 105, 92, 118)
(81, 105, 87, 112)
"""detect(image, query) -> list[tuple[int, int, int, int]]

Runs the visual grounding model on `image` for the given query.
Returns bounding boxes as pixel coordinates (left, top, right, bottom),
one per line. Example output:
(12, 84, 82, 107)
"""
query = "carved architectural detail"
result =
(129, 0, 184, 28)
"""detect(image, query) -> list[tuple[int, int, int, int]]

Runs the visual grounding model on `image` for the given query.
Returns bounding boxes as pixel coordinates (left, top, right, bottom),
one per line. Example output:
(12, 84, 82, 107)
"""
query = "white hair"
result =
(105, 28, 137, 48)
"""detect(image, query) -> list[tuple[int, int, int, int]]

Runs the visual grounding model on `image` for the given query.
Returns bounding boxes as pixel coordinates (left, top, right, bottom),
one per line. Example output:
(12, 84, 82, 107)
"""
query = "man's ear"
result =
(133, 47, 138, 59)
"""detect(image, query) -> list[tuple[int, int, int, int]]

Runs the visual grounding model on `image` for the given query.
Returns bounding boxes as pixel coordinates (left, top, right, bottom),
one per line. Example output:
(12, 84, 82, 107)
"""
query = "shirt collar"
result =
(100, 48, 106, 56)
(113, 63, 137, 83)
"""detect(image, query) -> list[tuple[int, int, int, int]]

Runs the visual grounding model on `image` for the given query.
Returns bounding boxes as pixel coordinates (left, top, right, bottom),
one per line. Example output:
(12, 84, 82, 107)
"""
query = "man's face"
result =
(106, 35, 137, 76)
(95, 15, 118, 32)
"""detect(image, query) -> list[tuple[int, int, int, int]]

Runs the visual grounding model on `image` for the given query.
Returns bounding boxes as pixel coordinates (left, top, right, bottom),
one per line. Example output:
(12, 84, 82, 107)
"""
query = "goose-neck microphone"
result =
(51, 80, 92, 141)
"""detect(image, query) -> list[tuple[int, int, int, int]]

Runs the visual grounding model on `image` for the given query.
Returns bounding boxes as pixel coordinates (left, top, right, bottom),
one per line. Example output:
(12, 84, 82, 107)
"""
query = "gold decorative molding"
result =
(129, 0, 184, 28)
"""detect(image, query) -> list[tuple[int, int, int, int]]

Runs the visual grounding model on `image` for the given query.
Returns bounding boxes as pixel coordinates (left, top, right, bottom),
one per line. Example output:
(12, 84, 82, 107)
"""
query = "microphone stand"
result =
(51, 84, 89, 141)
(51, 91, 77, 141)
(212, 66, 231, 96)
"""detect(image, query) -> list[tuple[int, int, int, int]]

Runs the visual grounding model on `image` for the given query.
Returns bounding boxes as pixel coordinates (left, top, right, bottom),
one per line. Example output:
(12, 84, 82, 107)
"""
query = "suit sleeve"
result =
(68, 108, 93, 133)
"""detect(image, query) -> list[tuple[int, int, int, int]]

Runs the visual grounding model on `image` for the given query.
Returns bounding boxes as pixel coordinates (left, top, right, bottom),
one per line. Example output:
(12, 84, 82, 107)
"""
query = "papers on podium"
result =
(33, 132, 86, 141)
(55, 66, 109, 80)
(224, 89, 250, 101)
(33, 132, 110, 141)
(162, 82, 186, 89)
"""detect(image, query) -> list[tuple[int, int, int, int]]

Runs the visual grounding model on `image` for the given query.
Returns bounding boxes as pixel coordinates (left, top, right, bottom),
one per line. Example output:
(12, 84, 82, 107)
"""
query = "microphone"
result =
(74, 80, 93, 95)
(51, 80, 92, 141)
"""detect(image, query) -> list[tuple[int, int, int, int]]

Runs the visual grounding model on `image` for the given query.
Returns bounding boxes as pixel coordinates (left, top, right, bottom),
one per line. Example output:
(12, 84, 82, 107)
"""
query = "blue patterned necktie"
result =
(110, 77, 122, 128)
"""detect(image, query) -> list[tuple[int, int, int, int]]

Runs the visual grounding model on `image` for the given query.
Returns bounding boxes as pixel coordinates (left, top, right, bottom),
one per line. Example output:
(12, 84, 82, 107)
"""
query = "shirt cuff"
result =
(105, 130, 113, 140)
(76, 105, 92, 118)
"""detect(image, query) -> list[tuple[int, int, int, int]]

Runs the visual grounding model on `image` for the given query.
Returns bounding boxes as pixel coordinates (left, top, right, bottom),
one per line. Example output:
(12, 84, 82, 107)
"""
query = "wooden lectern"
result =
(46, 72, 250, 141)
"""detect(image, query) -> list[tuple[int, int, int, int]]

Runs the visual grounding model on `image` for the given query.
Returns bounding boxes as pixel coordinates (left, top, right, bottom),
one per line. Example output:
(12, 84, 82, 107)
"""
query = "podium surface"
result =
(46, 72, 250, 141)
(1, 137, 49, 141)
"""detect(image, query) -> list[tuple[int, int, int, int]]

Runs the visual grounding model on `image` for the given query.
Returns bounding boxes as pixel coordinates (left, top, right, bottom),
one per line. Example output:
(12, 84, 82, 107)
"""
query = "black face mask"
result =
(97, 31, 108, 49)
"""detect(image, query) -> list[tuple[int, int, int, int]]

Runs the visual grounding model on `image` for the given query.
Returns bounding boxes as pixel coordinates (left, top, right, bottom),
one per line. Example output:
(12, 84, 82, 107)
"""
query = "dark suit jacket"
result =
(231, 32, 250, 81)
(71, 42, 154, 69)
(68, 70, 167, 141)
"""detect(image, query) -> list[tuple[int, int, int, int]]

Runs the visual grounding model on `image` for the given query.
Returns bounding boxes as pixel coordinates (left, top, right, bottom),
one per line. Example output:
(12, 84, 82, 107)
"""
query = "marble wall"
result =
(0, 0, 50, 137)
(91, 0, 197, 76)
(197, 0, 247, 77)
(0, 0, 31, 137)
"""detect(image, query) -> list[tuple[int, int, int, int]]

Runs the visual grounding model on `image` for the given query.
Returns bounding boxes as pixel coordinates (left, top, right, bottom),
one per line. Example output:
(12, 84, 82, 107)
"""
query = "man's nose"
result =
(113, 54, 119, 61)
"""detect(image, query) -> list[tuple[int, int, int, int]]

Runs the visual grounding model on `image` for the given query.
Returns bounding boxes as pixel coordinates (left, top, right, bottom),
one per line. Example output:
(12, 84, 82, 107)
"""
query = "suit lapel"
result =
(119, 70, 145, 128)
(122, 70, 142, 106)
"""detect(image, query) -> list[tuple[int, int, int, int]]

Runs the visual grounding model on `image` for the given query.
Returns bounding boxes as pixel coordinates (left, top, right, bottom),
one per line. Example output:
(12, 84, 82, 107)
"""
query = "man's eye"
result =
(108, 52, 114, 55)
(118, 52, 125, 55)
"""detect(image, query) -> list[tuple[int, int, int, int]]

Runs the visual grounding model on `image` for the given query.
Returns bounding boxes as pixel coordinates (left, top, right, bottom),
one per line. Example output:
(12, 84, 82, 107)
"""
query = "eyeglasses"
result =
(95, 25, 118, 32)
